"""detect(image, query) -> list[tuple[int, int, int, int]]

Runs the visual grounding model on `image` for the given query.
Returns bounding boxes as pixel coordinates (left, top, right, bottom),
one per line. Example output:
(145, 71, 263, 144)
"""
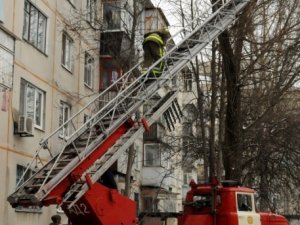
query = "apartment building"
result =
(0, 0, 100, 224)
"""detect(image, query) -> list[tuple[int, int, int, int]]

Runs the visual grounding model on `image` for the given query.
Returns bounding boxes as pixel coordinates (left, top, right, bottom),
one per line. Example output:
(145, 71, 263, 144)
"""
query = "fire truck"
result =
(178, 179, 288, 225)
(7, 0, 289, 225)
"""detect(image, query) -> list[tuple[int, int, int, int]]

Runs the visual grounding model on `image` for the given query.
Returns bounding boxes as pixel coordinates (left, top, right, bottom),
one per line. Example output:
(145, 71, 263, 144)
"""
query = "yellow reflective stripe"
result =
(152, 61, 165, 76)
(159, 48, 164, 57)
(144, 34, 164, 46)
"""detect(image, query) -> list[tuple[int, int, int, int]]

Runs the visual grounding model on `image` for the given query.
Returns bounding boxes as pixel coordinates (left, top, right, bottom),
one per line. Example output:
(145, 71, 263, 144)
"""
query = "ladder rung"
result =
(34, 174, 55, 179)
(25, 184, 42, 188)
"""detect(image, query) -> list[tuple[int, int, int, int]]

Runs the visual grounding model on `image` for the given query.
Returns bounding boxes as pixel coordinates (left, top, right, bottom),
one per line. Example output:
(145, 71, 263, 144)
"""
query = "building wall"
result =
(0, 0, 100, 225)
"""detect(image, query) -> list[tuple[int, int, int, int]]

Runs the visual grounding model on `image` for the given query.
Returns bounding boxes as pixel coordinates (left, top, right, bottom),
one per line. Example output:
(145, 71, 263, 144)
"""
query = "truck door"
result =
(236, 193, 261, 225)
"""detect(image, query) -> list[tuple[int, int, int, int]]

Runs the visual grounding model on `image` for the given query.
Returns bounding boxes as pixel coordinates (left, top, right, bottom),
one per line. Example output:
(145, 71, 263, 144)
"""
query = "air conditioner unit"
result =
(18, 115, 33, 136)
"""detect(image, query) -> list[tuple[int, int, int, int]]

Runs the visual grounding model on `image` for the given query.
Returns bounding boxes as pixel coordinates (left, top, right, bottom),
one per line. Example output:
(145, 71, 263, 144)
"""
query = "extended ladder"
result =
(7, 0, 249, 220)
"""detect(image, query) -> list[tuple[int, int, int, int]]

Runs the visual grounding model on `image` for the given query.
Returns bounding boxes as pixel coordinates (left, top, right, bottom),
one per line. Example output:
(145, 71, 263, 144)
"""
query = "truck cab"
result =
(178, 180, 288, 225)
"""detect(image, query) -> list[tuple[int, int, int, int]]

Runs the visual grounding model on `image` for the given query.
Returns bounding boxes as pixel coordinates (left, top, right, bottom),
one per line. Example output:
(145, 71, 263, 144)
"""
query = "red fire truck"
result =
(178, 178, 288, 225)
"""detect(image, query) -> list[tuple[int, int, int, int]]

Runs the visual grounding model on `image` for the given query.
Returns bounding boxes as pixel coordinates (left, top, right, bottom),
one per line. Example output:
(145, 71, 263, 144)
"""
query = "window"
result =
(192, 194, 212, 209)
(20, 79, 45, 129)
(23, 0, 47, 52)
(100, 57, 121, 90)
(182, 122, 193, 136)
(0, 29, 14, 88)
(62, 32, 73, 72)
(237, 193, 253, 212)
(183, 72, 192, 91)
(0, 0, 3, 22)
(183, 173, 193, 185)
(86, 0, 97, 26)
(111, 70, 118, 84)
(83, 114, 92, 127)
(84, 52, 94, 88)
(134, 144, 139, 169)
(103, 2, 121, 30)
(16, 164, 33, 187)
(144, 143, 161, 167)
(143, 197, 158, 212)
(15, 164, 42, 213)
(59, 101, 71, 138)
(102, 1, 132, 31)
(83, 114, 90, 123)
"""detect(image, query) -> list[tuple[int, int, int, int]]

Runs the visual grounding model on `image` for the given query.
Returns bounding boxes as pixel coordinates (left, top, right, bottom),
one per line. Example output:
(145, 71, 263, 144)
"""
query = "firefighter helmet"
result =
(157, 27, 169, 37)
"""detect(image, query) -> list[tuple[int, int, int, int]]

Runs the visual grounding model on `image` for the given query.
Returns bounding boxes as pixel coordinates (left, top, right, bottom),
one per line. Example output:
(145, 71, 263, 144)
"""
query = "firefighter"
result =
(49, 215, 61, 225)
(141, 28, 169, 79)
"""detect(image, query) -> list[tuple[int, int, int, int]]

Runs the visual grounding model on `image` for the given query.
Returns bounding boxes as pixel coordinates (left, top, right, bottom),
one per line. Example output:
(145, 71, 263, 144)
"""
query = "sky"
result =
(149, 0, 184, 40)
(150, 0, 181, 28)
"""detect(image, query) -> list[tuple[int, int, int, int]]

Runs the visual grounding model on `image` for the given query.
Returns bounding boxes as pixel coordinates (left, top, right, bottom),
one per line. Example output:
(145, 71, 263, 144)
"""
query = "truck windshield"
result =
(193, 195, 212, 209)
(237, 194, 253, 212)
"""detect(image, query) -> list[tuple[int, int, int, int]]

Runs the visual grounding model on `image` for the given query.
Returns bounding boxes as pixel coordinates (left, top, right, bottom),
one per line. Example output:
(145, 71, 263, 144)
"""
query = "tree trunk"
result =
(209, 40, 218, 179)
(124, 145, 136, 197)
(217, 67, 226, 180)
(124, 0, 143, 196)
(192, 58, 209, 181)
(218, 30, 242, 180)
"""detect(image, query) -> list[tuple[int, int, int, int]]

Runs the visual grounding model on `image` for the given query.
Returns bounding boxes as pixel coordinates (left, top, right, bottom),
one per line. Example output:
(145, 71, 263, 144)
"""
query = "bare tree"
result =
(213, 0, 300, 212)
(167, 0, 300, 213)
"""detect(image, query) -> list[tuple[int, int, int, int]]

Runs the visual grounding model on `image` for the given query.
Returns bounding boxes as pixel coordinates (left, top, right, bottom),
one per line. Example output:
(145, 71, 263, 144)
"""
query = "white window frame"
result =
(0, 29, 14, 88)
(23, 0, 47, 53)
(21, 79, 45, 129)
(84, 52, 94, 88)
(86, 0, 97, 26)
(62, 32, 73, 72)
(59, 101, 71, 138)
(144, 143, 161, 167)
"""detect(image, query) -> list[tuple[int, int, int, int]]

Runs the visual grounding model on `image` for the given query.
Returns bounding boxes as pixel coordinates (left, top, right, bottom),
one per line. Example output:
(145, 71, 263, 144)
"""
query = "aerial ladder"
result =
(7, 1, 250, 224)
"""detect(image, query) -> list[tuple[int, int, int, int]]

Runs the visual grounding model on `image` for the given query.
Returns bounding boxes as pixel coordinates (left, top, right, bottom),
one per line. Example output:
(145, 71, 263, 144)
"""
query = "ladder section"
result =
(7, 0, 249, 208)
(61, 91, 180, 209)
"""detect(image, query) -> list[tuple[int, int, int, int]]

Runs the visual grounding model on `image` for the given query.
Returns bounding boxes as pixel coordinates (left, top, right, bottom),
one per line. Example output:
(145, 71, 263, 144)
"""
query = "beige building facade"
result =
(0, 0, 100, 224)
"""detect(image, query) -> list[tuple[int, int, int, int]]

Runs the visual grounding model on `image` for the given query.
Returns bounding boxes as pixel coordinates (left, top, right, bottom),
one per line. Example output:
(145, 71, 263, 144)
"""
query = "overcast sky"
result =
(150, 0, 183, 37)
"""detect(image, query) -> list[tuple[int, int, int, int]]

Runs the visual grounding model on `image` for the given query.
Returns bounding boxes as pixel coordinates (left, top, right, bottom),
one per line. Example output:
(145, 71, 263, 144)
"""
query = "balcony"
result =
(100, 31, 129, 57)
(143, 122, 165, 141)
(142, 167, 177, 190)
(102, 1, 132, 32)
